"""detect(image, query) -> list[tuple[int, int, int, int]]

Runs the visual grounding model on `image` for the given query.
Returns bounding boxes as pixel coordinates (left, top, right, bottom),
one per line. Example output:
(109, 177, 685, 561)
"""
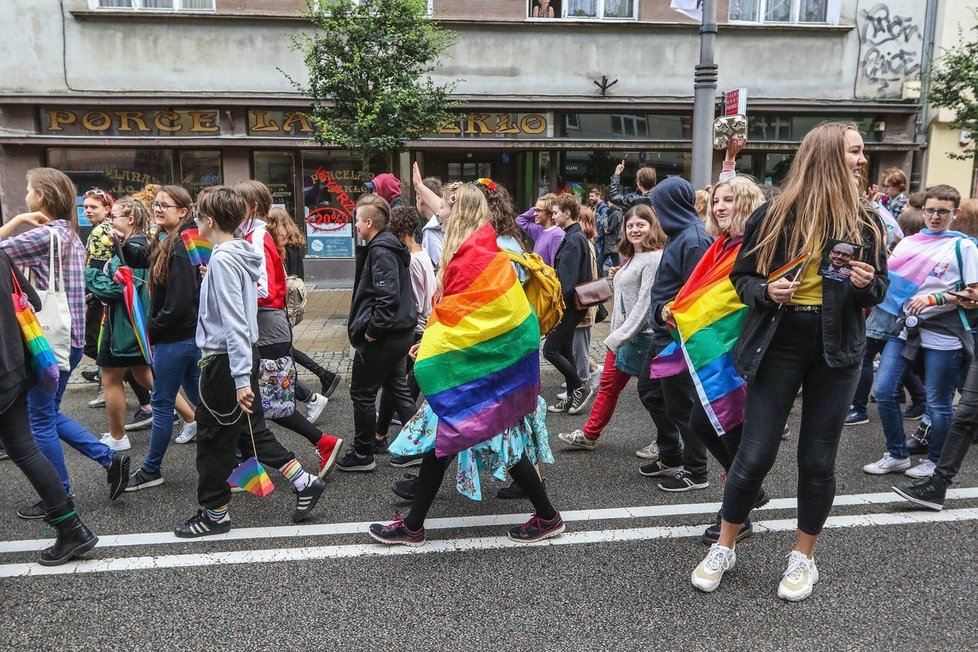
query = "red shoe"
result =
(317, 434, 344, 478)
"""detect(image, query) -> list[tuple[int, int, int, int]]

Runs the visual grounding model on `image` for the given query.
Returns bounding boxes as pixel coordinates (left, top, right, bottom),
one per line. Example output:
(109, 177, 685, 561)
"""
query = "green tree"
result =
(285, 0, 459, 175)
(928, 12, 978, 160)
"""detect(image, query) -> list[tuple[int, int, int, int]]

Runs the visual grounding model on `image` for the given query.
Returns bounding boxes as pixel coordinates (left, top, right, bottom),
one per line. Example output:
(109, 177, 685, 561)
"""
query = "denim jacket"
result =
(731, 203, 890, 383)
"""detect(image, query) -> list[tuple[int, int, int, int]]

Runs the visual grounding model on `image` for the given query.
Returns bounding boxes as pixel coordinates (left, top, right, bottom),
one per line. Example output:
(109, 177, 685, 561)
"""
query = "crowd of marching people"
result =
(3, 121, 978, 602)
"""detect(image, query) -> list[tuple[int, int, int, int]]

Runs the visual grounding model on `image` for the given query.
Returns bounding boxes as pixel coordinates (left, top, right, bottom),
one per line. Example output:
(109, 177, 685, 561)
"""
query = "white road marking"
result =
(1, 507, 976, 578)
(3, 487, 977, 555)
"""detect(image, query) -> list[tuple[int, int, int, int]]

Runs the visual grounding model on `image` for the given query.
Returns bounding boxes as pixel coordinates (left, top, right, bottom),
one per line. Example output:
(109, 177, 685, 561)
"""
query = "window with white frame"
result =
(94, 0, 216, 10)
(562, 0, 636, 20)
(728, 0, 839, 24)
(611, 114, 649, 138)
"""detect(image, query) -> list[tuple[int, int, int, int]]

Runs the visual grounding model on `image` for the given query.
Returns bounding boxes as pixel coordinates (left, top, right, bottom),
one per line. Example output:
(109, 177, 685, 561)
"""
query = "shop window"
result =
(298, 151, 366, 259)
(48, 147, 174, 199)
(253, 151, 297, 216)
(611, 115, 649, 138)
(93, 0, 215, 10)
(556, 113, 688, 140)
(560, 150, 690, 198)
(178, 151, 222, 197)
(747, 115, 875, 141)
(729, 0, 838, 24)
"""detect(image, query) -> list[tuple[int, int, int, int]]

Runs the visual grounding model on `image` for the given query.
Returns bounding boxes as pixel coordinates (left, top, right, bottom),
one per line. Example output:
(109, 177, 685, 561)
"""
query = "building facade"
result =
(0, 0, 939, 281)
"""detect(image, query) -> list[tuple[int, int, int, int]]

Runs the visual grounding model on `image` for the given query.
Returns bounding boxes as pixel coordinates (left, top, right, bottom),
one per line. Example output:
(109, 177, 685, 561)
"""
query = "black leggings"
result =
(405, 450, 555, 530)
(0, 389, 70, 510)
(543, 308, 586, 393)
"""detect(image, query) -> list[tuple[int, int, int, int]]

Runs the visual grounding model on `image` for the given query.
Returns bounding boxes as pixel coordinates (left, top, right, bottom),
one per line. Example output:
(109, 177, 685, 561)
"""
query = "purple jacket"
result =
(516, 208, 565, 267)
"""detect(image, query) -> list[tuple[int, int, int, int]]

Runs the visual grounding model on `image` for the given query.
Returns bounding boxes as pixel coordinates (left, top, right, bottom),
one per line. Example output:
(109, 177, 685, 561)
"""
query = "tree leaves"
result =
(928, 10, 978, 161)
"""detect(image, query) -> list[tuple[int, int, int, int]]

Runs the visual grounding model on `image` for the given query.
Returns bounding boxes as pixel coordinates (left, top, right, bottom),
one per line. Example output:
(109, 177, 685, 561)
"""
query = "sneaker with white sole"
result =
(306, 393, 328, 424)
(657, 469, 709, 492)
(778, 550, 819, 602)
(555, 391, 567, 401)
(100, 433, 132, 452)
(905, 458, 937, 479)
(88, 391, 105, 408)
(692, 544, 736, 592)
(639, 460, 682, 477)
(557, 429, 597, 450)
(124, 407, 154, 432)
(567, 386, 595, 415)
(635, 442, 660, 460)
(862, 452, 910, 475)
(175, 421, 197, 444)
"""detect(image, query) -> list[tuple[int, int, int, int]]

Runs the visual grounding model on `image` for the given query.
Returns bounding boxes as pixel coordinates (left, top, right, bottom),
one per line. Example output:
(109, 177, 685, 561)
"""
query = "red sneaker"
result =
(317, 434, 344, 478)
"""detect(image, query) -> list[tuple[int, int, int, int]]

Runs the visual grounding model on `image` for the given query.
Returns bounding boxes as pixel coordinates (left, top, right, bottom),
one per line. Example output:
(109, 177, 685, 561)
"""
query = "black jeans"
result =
(721, 311, 859, 535)
(293, 348, 339, 388)
(0, 389, 70, 510)
(543, 308, 586, 393)
(596, 251, 619, 277)
(377, 332, 423, 437)
(195, 352, 297, 510)
(350, 332, 418, 455)
(936, 356, 978, 484)
(688, 397, 742, 473)
(851, 336, 926, 413)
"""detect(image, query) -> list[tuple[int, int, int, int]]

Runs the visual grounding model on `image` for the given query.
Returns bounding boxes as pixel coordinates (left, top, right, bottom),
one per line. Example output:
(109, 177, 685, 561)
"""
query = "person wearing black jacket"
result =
(691, 122, 888, 602)
(0, 250, 99, 565)
(608, 161, 657, 211)
(545, 194, 594, 414)
(635, 177, 713, 492)
(338, 194, 419, 472)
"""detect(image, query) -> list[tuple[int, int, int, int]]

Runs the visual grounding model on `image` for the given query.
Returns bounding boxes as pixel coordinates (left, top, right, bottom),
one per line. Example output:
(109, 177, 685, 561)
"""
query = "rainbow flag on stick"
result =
(414, 224, 541, 458)
(113, 239, 153, 365)
(227, 456, 275, 497)
(652, 238, 747, 435)
(767, 251, 811, 283)
(181, 228, 212, 267)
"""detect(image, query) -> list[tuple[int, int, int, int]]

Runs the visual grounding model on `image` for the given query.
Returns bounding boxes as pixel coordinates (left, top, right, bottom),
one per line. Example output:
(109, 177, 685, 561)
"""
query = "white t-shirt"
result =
(901, 235, 978, 349)
(410, 250, 437, 334)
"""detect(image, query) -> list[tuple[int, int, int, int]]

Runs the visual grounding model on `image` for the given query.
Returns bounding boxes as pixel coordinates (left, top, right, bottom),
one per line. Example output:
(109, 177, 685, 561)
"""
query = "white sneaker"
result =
(88, 391, 105, 408)
(905, 458, 937, 479)
(558, 429, 597, 450)
(778, 550, 819, 602)
(306, 393, 329, 424)
(692, 544, 736, 592)
(175, 421, 197, 444)
(635, 442, 660, 460)
(862, 452, 911, 475)
(100, 433, 131, 452)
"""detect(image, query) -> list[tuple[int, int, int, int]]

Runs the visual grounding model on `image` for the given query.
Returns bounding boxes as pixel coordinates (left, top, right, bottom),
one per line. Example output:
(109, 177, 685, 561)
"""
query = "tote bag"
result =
(36, 228, 72, 371)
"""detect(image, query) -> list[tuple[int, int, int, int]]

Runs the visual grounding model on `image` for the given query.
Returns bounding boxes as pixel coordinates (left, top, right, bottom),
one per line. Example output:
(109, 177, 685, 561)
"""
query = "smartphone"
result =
(947, 290, 973, 300)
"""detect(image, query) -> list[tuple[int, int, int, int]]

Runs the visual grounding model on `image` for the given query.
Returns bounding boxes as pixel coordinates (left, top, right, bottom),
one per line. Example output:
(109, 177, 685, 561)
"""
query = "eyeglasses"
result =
(923, 207, 954, 217)
(152, 201, 178, 211)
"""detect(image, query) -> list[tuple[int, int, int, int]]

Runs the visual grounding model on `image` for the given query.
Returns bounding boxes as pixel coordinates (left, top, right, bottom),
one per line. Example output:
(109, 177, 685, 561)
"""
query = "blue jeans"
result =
(873, 338, 963, 462)
(28, 346, 114, 492)
(142, 338, 200, 474)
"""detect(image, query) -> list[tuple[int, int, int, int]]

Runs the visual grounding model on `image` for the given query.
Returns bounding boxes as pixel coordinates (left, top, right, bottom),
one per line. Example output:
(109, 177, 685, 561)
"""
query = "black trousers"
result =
(543, 308, 586, 393)
(688, 396, 742, 473)
(195, 351, 297, 510)
(721, 312, 859, 535)
(0, 389, 70, 510)
(936, 356, 978, 484)
(350, 332, 418, 455)
(377, 332, 423, 436)
(293, 348, 339, 389)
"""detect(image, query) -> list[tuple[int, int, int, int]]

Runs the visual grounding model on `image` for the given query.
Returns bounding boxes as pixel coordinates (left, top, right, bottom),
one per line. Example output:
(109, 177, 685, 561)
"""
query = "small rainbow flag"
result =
(414, 223, 541, 458)
(181, 228, 212, 267)
(227, 456, 275, 497)
(767, 251, 811, 283)
(11, 281, 60, 396)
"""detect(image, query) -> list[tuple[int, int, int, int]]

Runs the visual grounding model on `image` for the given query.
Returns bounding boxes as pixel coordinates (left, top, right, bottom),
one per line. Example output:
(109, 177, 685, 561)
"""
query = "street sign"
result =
(724, 88, 747, 117)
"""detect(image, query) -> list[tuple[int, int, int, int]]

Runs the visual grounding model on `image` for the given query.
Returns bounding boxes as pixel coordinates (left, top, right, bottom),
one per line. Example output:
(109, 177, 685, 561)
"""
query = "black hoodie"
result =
(648, 177, 714, 346)
(348, 229, 418, 352)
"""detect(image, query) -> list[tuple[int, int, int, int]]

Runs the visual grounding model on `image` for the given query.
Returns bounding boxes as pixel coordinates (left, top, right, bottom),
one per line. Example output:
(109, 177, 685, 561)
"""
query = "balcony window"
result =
(93, 0, 216, 10)
(729, 0, 838, 24)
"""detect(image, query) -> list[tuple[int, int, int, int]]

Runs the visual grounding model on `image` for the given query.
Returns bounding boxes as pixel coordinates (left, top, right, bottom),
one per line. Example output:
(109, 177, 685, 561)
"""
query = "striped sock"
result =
(280, 458, 313, 491)
(205, 504, 228, 522)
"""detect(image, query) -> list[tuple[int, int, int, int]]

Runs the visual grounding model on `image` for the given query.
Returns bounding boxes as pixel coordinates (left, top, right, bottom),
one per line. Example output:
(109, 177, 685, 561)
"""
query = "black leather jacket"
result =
(348, 230, 417, 352)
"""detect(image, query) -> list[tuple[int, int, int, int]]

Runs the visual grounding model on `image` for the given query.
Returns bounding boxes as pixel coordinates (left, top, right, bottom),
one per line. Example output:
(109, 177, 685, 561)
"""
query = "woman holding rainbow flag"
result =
(368, 184, 563, 546)
(691, 122, 889, 602)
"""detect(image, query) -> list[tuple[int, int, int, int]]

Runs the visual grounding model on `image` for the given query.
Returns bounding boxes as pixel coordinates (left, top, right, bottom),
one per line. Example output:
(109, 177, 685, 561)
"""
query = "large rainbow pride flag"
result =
(879, 230, 966, 316)
(652, 237, 747, 435)
(414, 224, 541, 458)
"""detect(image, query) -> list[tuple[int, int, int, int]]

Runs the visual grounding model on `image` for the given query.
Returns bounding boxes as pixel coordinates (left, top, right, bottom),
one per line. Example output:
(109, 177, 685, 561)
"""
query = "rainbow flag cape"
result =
(10, 275, 60, 396)
(767, 251, 811, 283)
(414, 224, 541, 458)
(227, 456, 275, 497)
(651, 237, 747, 435)
(181, 228, 212, 267)
(879, 230, 966, 316)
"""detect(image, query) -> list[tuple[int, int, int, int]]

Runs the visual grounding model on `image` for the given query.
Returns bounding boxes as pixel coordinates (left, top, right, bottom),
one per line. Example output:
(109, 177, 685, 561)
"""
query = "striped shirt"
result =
(0, 220, 87, 348)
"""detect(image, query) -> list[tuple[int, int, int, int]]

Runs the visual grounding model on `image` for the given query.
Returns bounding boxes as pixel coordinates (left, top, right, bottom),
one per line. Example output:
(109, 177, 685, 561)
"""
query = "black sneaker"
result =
(174, 510, 231, 538)
(497, 479, 547, 500)
(0, 444, 8, 461)
(392, 474, 418, 500)
(124, 407, 153, 432)
(893, 476, 947, 511)
(368, 515, 426, 546)
(106, 453, 131, 500)
(373, 437, 390, 455)
(390, 453, 424, 468)
(81, 369, 100, 383)
(125, 467, 163, 493)
(292, 478, 327, 523)
(335, 449, 377, 472)
(639, 460, 683, 477)
(903, 403, 926, 420)
(702, 516, 753, 545)
(547, 396, 572, 413)
(567, 386, 595, 415)
(657, 469, 709, 492)
(16, 500, 46, 520)
(508, 511, 565, 543)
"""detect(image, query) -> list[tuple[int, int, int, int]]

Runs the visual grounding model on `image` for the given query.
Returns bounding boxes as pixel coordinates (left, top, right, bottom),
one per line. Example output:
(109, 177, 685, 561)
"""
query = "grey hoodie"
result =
(196, 239, 262, 390)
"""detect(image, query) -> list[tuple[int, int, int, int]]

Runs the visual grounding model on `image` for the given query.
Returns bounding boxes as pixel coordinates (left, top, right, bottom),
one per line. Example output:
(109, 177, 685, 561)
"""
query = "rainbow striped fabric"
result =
(652, 237, 747, 435)
(11, 275, 60, 396)
(414, 224, 541, 458)
(879, 230, 966, 316)
(181, 228, 212, 267)
(227, 456, 275, 497)
(113, 265, 154, 365)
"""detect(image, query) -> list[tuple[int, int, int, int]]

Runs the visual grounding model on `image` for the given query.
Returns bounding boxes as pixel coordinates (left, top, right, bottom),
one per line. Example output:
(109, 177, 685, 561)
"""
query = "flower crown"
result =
(473, 178, 497, 192)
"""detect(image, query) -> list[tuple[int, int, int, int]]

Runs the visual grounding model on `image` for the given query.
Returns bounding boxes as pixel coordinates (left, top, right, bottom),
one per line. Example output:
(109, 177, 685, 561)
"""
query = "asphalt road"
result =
(2, 373, 977, 651)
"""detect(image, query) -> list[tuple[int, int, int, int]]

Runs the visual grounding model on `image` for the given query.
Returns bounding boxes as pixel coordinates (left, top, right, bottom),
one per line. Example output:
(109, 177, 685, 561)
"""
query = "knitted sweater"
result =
(604, 250, 662, 352)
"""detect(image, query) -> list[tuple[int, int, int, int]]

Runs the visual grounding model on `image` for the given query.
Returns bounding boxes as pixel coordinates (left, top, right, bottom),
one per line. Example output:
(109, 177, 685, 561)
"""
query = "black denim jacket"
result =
(731, 203, 890, 383)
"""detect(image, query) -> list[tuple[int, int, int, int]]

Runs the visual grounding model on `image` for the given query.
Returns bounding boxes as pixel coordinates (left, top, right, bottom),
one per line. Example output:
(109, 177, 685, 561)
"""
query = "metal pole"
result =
(691, 0, 718, 189)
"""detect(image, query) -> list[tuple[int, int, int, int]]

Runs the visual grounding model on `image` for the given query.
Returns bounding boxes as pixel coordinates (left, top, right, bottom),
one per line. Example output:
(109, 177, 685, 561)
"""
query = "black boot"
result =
(303, 357, 341, 398)
(40, 500, 98, 566)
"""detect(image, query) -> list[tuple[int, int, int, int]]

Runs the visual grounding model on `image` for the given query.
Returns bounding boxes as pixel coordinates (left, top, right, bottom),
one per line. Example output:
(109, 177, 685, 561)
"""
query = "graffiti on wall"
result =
(855, 1, 924, 99)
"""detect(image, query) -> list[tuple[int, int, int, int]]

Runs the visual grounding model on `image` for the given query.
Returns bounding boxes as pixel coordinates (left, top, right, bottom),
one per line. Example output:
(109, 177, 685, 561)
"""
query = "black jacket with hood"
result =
(609, 174, 653, 211)
(648, 177, 714, 346)
(553, 222, 593, 309)
(348, 230, 418, 352)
